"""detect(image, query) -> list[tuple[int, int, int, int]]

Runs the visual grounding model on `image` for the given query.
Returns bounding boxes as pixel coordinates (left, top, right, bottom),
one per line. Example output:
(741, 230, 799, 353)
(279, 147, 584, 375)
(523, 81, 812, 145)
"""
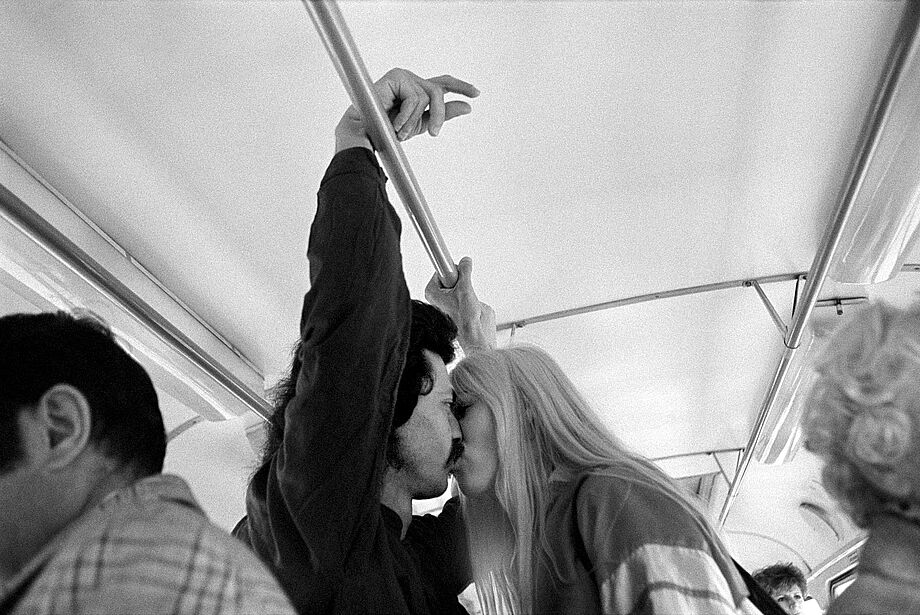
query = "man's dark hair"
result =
(392, 300, 457, 428)
(260, 300, 457, 470)
(386, 301, 456, 469)
(0, 311, 165, 476)
(752, 562, 807, 596)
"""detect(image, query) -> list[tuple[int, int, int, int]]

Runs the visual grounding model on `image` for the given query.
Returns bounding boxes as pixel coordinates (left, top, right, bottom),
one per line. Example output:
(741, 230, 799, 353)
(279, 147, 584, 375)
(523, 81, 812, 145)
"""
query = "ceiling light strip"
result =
(0, 137, 261, 375)
(0, 181, 272, 422)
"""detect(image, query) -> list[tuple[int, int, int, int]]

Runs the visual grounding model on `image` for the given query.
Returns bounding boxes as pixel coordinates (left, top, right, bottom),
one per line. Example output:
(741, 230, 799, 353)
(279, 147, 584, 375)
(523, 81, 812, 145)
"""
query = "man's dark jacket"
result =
(233, 148, 470, 613)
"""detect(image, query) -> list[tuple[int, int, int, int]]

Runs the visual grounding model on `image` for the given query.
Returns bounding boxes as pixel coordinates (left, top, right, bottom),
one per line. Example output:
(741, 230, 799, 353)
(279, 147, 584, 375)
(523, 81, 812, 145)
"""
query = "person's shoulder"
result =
(576, 470, 684, 512)
(573, 470, 706, 545)
(117, 476, 296, 612)
(21, 476, 295, 615)
(86, 475, 270, 576)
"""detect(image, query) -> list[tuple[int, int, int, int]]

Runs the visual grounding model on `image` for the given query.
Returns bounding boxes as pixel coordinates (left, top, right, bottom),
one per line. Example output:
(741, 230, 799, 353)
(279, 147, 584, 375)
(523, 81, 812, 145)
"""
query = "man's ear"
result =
(37, 384, 92, 470)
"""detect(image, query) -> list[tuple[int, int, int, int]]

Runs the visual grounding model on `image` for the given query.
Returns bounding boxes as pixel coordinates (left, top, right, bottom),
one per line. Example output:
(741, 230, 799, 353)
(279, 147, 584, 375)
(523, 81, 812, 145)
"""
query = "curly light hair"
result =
(803, 300, 920, 527)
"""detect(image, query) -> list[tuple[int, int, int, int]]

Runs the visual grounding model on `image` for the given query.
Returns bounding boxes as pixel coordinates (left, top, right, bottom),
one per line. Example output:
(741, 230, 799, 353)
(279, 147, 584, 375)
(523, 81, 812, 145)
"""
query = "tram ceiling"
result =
(2, 2, 920, 481)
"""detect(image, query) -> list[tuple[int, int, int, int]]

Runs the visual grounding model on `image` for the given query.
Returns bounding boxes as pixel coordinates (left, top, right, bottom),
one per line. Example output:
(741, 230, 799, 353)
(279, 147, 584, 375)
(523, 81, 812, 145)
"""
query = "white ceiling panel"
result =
(500, 281, 801, 458)
(0, 1, 906, 380)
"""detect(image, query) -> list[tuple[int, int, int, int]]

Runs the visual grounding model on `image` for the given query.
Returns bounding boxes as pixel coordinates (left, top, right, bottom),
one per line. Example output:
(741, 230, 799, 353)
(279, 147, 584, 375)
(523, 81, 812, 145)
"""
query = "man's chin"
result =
(413, 476, 450, 501)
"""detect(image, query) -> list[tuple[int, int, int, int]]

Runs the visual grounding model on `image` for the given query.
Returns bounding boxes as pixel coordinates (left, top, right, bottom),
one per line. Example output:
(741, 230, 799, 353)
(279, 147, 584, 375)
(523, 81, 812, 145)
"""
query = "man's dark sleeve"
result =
(271, 147, 411, 591)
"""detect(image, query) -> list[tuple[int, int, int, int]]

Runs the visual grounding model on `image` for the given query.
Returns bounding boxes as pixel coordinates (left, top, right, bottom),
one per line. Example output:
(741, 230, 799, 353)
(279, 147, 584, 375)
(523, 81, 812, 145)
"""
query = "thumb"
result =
(457, 256, 473, 279)
(443, 101, 472, 122)
(425, 270, 445, 302)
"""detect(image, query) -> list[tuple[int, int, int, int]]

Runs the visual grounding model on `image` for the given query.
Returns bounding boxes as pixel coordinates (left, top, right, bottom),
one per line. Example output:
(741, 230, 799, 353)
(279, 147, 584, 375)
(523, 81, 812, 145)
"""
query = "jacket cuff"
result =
(320, 147, 388, 187)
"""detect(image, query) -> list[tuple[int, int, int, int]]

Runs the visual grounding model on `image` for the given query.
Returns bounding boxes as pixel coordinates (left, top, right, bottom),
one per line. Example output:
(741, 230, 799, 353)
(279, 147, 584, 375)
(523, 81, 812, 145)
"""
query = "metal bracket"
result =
(710, 452, 734, 487)
(792, 274, 805, 319)
(815, 296, 868, 315)
(747, 280, 787, 335)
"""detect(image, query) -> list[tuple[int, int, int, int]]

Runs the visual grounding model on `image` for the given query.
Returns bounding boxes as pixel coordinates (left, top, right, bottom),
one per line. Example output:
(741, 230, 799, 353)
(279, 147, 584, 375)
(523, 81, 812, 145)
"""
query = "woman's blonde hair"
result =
(450, 344, 722, 614)
(803, 300, 920, 527)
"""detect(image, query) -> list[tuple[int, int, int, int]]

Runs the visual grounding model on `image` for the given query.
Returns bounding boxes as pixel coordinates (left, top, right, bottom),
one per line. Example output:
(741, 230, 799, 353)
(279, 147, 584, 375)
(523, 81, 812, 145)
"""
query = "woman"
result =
(449, 344, 757, 615)
(802, 301, 920, 615)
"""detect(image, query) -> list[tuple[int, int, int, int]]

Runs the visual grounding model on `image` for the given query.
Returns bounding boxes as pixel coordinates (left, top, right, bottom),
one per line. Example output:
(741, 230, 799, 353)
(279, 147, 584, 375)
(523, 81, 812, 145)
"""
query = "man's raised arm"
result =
(244, 68, 477, 612)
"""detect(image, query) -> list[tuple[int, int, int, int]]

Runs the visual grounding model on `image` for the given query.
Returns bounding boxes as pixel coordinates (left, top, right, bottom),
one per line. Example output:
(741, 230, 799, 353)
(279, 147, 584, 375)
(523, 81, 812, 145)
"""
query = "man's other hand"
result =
(425, 257, 496, 355)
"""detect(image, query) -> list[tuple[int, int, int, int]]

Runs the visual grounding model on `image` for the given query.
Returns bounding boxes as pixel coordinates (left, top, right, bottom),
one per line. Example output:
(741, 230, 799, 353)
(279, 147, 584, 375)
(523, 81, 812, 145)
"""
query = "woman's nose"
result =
(449, 412, 463, 440)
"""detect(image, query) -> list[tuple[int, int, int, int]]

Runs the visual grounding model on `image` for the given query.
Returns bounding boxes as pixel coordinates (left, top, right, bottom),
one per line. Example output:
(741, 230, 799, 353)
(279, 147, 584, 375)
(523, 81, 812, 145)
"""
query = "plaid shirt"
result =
(0, 474, 295, 615)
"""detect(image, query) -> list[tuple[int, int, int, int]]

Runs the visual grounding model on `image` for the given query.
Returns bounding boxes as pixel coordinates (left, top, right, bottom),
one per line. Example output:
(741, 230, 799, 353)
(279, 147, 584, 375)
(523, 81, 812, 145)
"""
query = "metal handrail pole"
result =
(497, 265, 920, 332)
(718, 4, 920, 526)
(785, 5, 920, 349)
(302, 0, 458, 287)
(717, 349, 798, 526)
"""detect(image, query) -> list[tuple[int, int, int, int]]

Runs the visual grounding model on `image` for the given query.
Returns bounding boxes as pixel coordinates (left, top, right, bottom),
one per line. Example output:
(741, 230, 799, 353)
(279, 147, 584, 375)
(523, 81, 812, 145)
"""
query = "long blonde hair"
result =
(451, 344, 722, 614)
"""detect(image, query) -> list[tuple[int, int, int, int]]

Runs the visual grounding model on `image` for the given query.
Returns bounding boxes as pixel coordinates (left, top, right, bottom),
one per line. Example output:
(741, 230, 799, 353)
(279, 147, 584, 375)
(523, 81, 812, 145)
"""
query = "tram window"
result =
(829, 567, 857, 600)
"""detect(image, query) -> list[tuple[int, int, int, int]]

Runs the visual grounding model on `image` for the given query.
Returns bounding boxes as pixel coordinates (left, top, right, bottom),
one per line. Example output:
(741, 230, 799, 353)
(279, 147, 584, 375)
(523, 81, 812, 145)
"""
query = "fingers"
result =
(426, 75, 477, 136)
(391, 82, 424, 138)
(424, 270, 444, 303)
(424, 257, 472, 304)
(376, 69, 478, 140)
(428, 75, 480, 99)
(457, 256, 473, 277)
(418, 80, 445, 137)
(454, 257, 475, 295)
(478, 302, 498, 351)
(443, 101, 472, 122)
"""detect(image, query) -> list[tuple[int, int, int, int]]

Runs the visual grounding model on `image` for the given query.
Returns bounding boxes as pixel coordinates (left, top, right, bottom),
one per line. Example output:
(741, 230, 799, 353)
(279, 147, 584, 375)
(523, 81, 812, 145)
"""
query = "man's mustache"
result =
(445, 439, 465, 468)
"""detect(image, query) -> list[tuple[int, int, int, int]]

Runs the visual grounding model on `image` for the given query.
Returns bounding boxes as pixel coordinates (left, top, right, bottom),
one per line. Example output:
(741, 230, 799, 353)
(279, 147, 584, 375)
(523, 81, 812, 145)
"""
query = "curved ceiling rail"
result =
(496, 266, 920, 332)
(719, 2, 920, 526)
(302, 0, 458, 287)
(0, 140, 272, 422)
(497, 271, 806, 331)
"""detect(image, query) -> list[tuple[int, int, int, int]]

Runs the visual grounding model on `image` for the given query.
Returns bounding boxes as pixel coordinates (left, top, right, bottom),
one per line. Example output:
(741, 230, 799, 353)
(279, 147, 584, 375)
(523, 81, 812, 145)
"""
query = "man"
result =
(0, 312, 296, 614)
(232, 68, 491, 613)
(753, 562, 809, 615)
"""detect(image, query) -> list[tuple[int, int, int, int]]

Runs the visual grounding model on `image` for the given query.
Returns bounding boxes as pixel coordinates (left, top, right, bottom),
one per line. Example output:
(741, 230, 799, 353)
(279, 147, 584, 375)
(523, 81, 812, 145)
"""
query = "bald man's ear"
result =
(37, 384, 92, 470)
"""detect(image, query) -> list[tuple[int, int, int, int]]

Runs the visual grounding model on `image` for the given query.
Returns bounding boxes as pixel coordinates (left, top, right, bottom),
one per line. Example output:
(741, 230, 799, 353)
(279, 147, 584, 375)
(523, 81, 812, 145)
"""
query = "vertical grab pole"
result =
(302, 0, 459, 287)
